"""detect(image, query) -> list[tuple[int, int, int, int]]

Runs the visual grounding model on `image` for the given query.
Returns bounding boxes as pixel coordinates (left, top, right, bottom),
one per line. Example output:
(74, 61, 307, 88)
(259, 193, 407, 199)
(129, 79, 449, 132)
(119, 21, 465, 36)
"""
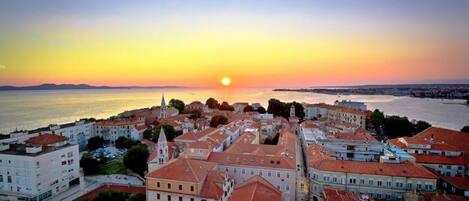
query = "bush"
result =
(206, 97, 220, 109)
(257, 106, 266, 114)
(219, 101, 234, 111)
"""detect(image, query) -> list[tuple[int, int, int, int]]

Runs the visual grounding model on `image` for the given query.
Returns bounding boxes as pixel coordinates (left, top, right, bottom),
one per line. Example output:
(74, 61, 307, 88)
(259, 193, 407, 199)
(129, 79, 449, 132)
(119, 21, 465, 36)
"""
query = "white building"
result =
(93, 117, 146, 144)
(0, 134, 80, 201)
(307, 144, 437, 201)
(48, 120, 95, 150)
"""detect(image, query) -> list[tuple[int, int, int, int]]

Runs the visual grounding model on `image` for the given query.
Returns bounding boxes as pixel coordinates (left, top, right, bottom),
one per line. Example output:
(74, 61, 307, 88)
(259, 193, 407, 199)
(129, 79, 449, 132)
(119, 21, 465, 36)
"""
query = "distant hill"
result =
(0, 84, 185, 91)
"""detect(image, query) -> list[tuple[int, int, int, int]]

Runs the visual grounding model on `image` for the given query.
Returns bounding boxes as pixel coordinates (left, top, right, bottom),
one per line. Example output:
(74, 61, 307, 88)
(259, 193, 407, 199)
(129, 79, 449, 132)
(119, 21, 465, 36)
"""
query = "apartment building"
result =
(307, 144, 437, 201)
(0, 134, 80, 201)
(93, 117, 146, 144)
(228, 176, 282, 201)
(303, 103, 367, 128)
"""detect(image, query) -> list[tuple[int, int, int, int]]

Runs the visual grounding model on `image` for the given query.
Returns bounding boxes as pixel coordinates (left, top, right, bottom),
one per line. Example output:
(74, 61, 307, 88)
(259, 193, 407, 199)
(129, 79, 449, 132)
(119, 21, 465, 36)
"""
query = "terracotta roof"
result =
(392, 127, 469, 153)
(441, 176, 469, 189)
(25, 133, 69, 145)
(430, 194, 467, 201)
(301, 120, 320, 128)
(175, 127, 218, 141)
(229, 176, 282, 201)
(207, 131, 230, 144)
(208, 152, 296, 169)
(331, 129, 378, 142)
(146, 158, 217, 182)
(200, 170, 231, 200)
(135, 125, 147, 131)
(413, 154, 467, 165)
(323, 188, 373, 201)
(307, 144, 437, 179)
(188, 140, 219, 150)
(96, 118, 144, 126)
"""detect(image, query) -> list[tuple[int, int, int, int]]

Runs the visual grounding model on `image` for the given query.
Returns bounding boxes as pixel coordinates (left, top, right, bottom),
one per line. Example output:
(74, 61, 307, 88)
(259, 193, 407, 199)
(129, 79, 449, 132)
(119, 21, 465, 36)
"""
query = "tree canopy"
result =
(210, 115, 228, 128)
(267, 98, 305, 120)
(257, 106, 267, 114)
(87, 136, 104, 151)
(462, 125, 469, 133)
(219, 101, 234, 111)
(144, 124, 181, 142)
(123, 144, 149, 176)
(169, 99, 185, 113)
(80, 153, 102, 175)
(206, 97, 220, 109)
(371, 109, 432, 139)
(243, 105, 255, 112)
(115, 137, 139, 149)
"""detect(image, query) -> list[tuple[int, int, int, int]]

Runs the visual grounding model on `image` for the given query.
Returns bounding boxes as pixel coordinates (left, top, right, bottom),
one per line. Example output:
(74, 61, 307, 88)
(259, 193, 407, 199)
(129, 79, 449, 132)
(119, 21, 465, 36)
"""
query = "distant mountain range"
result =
(0, 84, 185, 91)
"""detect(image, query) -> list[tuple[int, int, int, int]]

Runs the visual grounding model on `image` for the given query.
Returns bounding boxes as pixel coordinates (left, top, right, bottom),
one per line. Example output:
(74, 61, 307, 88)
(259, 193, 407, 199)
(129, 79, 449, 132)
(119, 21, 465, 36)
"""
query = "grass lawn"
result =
(98, 156, 128, 175)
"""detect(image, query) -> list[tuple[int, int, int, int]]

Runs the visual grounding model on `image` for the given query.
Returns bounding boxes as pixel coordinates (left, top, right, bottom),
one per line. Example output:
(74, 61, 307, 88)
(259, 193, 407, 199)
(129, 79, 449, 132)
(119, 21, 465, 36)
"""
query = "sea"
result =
(0, 87, 468, 134)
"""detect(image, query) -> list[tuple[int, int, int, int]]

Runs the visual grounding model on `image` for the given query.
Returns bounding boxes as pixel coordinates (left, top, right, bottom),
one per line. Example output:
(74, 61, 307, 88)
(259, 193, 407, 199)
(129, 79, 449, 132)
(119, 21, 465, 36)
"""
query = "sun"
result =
(221, 77, 232, 86)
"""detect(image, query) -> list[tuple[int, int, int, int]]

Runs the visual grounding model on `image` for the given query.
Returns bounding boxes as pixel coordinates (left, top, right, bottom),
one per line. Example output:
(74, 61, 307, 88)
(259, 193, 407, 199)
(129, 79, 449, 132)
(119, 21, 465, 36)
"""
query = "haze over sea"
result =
(1, 87, 468, 134)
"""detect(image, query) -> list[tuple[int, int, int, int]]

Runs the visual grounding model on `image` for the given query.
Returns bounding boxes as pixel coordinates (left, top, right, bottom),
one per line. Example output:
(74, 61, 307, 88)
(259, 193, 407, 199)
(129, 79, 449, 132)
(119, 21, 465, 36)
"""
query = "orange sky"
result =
(0, 1, 468, 87)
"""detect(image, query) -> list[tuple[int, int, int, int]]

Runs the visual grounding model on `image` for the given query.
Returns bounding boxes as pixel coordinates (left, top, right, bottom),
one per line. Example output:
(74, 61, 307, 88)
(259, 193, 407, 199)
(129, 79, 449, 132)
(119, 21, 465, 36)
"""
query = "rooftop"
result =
(0, 143, 75, 156)
(229, 176, 282, 201)
(25, 133, 69, 146)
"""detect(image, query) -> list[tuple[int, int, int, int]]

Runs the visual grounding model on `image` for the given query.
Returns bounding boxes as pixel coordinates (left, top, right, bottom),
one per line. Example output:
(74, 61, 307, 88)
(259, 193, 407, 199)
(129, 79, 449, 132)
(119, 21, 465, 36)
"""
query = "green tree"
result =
(115, 137, 139, 149)
(92, 190, 129, 201)
(123, 144, 149, 176)
(80, 153, 101, 175)
(169, 99, 185, 113)
(128, 193, 146, 201)
(87, 136, 104, 151)
(219, 101, 234, 111)
(414, 120, 431, 134)
(144, 124, 181, 142)
(206, 97, 220, 109)
(210, 115, 228, 128)
(461, 125, 469, 133)
(243, 105, 255, 112)
(187, 109, 202, 120)
(383, 116, 414, 138)
(370, 109, 385, 133)
(257, 106, 266, 114)
(286, 102, 305, 120)
(267, 98, 285, 117)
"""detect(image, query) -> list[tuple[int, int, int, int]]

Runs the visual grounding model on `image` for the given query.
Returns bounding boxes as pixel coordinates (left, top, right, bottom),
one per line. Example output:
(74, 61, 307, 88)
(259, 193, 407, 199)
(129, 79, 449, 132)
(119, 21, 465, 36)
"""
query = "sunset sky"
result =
(0, 0, 468, 88)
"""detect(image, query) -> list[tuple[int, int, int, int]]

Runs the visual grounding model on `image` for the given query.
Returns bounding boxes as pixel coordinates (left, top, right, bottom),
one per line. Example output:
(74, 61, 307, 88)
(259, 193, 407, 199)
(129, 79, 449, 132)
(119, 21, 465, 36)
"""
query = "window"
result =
(360, 179, 365, 185)
(190, 186, 194, 191)
(407, 183, 412, 189)
(251, 170, 254, 175)
(157, 182, 160, 187)
(277, 172, 281, 178)
(349, 178, 356, 184)
(190, 199, 194, 201)
(179, 197, 182, 201)
(157, 194, 160, 199)
(179, 185, 182, 190)
(167, 195, 171, 201)
(377, 181, 382, 186)
(387, 181, 392, 187)
(333, 177, 337, 183)
(286, 173, 289, 178)
(168, 183, 171, 189)
(286, 185, 290, 191)
(242, 169, 245, 174)
(268, 171, 272, 177)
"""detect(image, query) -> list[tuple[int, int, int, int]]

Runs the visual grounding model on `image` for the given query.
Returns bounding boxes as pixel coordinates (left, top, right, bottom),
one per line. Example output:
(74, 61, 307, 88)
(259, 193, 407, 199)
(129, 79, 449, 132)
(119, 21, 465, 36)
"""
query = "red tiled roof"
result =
(395, 127, 469, 153)
(146, 158, 217, 182)
(76, 185, 145, 201)
(332, 129, 377, 142)
(413, 154, 467, 165)
(200, 170, 231, 200)
(96, 118, 144, 126)
(208, 152, 296, 169)
(323, 188, 373, 201)
(442, 176, 469, 189)
(25, 133, 69, 145)
(430, 194, 467, 201)
(229, 176, 282, 201)
(175, 127, 217, 141)
(307, 144, 437, 179)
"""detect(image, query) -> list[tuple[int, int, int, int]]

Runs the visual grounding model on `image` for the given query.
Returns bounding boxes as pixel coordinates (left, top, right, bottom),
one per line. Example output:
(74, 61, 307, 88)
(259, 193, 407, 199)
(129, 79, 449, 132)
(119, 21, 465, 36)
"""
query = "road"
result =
(295, 132, 309, 201)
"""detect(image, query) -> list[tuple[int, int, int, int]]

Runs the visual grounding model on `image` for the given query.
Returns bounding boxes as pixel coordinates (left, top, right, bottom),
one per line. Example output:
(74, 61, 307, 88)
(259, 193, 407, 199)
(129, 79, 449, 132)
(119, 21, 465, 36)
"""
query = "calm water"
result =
(0, 88, 468, 133)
